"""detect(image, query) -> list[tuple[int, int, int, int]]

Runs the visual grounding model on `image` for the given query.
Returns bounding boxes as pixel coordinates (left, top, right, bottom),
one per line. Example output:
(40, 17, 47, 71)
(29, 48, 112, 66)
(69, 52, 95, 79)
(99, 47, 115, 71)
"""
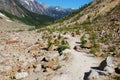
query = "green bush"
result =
(81, 35, 87, 47)
(57, 45, 70, 53)
(90, 48, 96, 55)
(54, 39, 60, 46)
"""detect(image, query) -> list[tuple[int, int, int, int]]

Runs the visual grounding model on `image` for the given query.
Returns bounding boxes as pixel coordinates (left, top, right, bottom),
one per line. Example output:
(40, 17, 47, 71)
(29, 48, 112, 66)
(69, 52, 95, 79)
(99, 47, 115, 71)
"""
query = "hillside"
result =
(40, 0, 120, 57)
(0, 0, 54, 26)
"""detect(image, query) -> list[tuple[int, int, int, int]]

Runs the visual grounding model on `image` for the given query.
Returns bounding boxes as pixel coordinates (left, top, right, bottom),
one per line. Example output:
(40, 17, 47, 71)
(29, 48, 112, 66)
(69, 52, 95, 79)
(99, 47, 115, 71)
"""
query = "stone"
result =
(41, 57, 48, 62)
(99, 56, 116, 70)
(104, 66, 115, 73)
(34, 64, 41, 72)
(38, 42, 45, 47)
(6, 40, 19, 44)
(87, 70, 100, 80)
(115, 67, 120, 74)
(12, 65, 20, 72)
(15, 71, 28, 79)
(48, 44, 56, 51)
(106, 57, 115, 67)
(74, 45, 81, 51)
(71, 32, 76, 37)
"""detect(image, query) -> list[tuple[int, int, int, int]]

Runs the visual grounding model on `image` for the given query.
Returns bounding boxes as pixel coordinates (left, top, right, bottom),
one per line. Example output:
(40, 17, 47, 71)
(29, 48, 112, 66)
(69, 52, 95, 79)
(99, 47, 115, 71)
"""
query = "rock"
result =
(27, 58, 36, 63)
(15, 71, 28, 79)
(34, 64, 41, 72)
(0, 66, 12, 72)
(71, 32, 76, 37)
(99, 56, 116, 70)
(0, 46, 5, 51)
(104, 66, 115, 73)
(41, 57, 48, 62)
(48, 44, 56, 51)
(81, 43, 93, 49)
(12, 65, 20, 72)
(106, 57, 115, 67)
(6, 40, 19, 44)
(38, 42, 45, 47)
(115, 67, 120, 74)
(87, 70, 99, 80)
(74, 45, 81, 51)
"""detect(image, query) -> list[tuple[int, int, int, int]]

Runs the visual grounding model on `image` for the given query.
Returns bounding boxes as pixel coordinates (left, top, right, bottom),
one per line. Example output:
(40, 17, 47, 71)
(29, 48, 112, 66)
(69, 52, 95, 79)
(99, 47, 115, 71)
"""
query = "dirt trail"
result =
(52, 35, 102, 80)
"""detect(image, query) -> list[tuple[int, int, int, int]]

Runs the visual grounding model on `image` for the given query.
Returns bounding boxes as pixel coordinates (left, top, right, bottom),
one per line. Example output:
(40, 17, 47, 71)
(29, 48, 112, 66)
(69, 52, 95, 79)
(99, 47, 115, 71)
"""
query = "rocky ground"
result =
(0, 30, 119, 80)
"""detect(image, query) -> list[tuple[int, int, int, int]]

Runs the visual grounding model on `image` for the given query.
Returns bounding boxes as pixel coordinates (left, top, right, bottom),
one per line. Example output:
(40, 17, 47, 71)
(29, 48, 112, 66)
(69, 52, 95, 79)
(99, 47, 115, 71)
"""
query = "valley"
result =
(0, 0, 120, 80)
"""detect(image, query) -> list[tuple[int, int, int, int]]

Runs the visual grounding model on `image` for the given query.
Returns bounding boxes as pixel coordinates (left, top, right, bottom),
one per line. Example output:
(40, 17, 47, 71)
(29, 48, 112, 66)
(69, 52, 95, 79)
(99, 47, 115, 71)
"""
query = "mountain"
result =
(18, 0, 73, 18)
(54, 0, 120, 25)
(47, 6, 73, 18)
(0, 0, 25, 17)
(0, 0, 54, 26)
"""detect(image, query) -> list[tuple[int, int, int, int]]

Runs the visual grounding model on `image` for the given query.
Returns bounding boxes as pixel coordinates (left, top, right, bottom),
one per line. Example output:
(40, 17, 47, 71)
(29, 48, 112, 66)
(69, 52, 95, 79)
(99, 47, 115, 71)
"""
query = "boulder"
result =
(104, 66, 115, 73)
(87, 70, 99, 80)
(106, 57, 115, 67)
(15, 71, 28, 79)
(99, 56, 116, 70)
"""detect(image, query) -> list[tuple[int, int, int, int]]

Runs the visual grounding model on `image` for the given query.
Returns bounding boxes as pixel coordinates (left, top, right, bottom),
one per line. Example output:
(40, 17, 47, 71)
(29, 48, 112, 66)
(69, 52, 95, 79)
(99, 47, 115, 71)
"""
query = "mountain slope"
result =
(0, 0, 54, 26)
(52, 0, 120, 26)
(40, 0, 120, 57)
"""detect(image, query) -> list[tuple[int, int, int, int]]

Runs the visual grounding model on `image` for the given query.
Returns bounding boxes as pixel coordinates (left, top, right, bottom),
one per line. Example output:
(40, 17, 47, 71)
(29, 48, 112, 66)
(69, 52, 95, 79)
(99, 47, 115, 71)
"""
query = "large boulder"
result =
(99, 56, 116, 70)
(87, 70, 100, 80)
(86, 70, 109, 80)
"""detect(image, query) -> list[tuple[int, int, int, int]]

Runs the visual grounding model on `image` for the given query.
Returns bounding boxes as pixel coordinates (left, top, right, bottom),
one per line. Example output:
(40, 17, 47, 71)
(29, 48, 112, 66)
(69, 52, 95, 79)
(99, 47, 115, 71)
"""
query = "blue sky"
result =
(36, 0, 93, 9)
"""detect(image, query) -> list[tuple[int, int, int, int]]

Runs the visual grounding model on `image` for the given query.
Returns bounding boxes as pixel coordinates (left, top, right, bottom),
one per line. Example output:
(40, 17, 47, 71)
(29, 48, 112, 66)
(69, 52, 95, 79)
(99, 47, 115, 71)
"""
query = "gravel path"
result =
(52, 35, 102, 80)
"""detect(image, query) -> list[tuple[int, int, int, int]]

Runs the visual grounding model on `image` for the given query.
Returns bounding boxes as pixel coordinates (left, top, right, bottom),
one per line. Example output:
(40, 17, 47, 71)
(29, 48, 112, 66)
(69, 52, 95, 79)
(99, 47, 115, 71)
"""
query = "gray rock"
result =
(99, 56, 116, 70)
(87, 70, 100, 80)
(15, 71, 28, 79)
(104, 66, 115, 73)
(106, 57, 115, 67)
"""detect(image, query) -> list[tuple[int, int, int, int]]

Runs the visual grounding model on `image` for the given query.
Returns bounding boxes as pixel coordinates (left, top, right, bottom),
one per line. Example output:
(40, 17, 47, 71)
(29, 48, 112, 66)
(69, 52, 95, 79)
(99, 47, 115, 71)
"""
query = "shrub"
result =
(90, 43, 100, 56)
(81, 35, 87, 47)
(54, 39, 60, 46)
(57, 45, 70, 53)
(108, 46, 116, 52)
(47, 38, 53, 48)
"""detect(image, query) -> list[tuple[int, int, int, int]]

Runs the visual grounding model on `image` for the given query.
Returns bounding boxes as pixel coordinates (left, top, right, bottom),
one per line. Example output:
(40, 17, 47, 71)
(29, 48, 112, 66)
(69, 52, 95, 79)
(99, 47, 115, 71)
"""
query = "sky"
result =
(36, 0, 93, 9)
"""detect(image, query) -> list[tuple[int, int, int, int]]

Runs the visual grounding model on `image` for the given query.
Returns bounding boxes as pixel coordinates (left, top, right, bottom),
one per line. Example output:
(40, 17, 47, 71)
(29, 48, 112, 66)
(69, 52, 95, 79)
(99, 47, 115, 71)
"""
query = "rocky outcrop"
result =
(85, 56, 120, 80)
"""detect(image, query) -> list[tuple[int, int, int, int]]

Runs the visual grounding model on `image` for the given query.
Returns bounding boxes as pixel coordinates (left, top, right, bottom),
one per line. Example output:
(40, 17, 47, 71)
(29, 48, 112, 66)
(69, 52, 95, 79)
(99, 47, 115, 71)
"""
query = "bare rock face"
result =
(15, 71, 29, 79)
